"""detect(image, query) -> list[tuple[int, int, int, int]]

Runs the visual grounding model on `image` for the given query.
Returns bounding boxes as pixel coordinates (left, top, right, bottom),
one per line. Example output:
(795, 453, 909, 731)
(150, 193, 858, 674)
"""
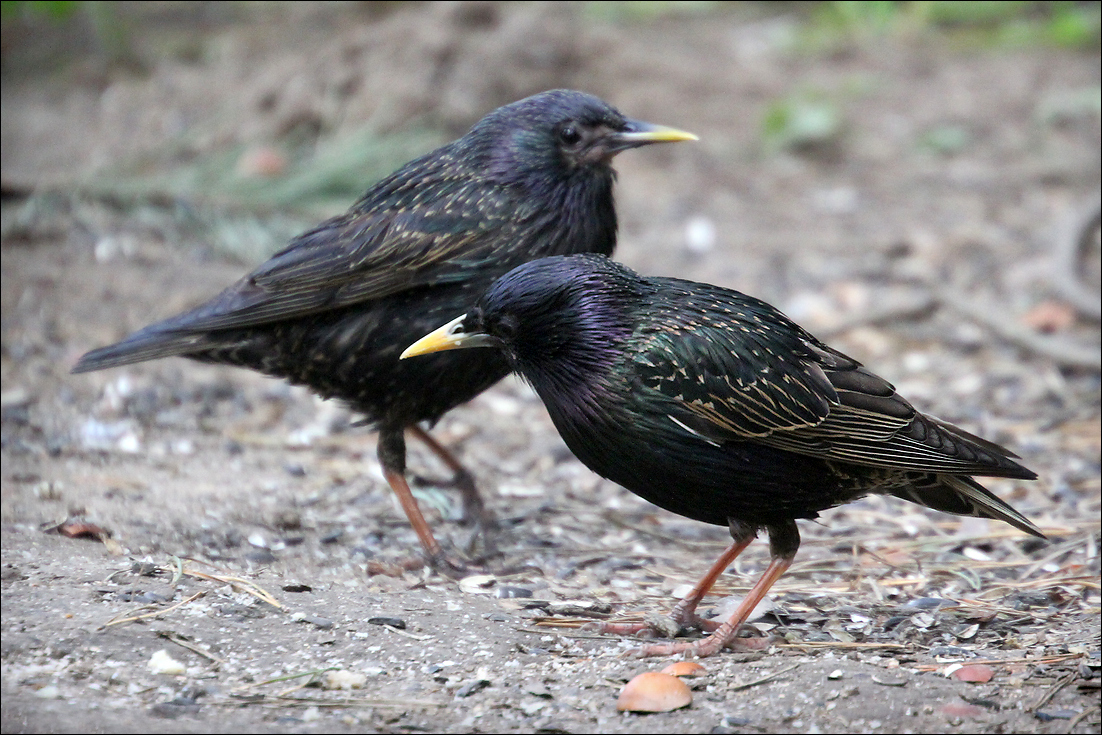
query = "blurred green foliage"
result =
(3, 0, 136, 65)
(7, 0, 1096, 259)
(93, 126, 446, 217)
(583, 1, 723, 22)
(916, 123, 972, 155)
(808, 1, 1101, 50)
(761, 92, 844, 153)
(1, 0, 79, 20)
(581, 0, 1099, 50)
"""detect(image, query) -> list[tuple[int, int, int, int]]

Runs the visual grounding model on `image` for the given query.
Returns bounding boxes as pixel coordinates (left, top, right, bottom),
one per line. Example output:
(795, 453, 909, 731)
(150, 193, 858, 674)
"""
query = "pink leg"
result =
(378, 429, 472, 578)
(629, 552, 793, 658)
(629, 519, 800, 658)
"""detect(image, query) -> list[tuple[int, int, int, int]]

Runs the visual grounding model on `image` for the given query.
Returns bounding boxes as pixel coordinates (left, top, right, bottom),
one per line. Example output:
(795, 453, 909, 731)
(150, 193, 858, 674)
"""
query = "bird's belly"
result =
(552, 412, 851, 527)
(191, 297, 511, 429)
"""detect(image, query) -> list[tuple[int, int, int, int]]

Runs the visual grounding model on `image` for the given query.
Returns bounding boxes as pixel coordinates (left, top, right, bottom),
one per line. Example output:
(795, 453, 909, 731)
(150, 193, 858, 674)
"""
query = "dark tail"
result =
(891, 475, 1045, 539)
(71, 326, 207, 373)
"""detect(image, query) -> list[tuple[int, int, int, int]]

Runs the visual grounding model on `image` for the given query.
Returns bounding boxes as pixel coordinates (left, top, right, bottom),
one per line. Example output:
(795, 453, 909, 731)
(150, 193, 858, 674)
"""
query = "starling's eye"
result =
(495, 314, 519, 341)
(558, 125, 581, 146)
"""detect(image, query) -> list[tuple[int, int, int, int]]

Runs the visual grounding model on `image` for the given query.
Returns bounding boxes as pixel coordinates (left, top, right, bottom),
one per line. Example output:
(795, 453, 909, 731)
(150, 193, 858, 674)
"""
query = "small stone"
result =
(322, 670, 367, 690)
(459, 574, 497, 594)
(906, 597, 955, 610)
(367, 617, 406, 629)
(495, 585, 533, 599)
(455, 678, 491, 698)
(1035, 709, 1077, 721)
(149, 649, 186, 676)
(237, 146, 287, 178)
(292, 613, 333, 629)
(281, 583, 312, 593)
(951, 664, 994, 683)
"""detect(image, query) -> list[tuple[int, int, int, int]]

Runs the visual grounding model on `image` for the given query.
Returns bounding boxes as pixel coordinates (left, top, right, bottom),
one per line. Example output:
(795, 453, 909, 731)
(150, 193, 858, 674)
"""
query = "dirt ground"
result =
(2, 3, 1100, 733)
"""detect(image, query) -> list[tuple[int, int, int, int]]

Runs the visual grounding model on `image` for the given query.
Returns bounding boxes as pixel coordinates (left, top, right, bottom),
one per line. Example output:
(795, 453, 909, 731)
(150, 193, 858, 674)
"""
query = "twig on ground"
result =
(1028, 671, 1076, 712)
(231, 667, 340, 692)
(727, 663, 801, 691)
(102, 591, 206, 628)
(160, 561, 285, 610)
(158, 630, 226, 665)
(1067, 706, 1100, 732)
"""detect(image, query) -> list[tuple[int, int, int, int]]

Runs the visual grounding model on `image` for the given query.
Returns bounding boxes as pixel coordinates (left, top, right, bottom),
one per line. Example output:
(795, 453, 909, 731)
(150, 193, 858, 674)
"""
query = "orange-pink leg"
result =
(378, 428, 471, 578)
(629, 552, 793, 658)
(628, 519, 800, 658)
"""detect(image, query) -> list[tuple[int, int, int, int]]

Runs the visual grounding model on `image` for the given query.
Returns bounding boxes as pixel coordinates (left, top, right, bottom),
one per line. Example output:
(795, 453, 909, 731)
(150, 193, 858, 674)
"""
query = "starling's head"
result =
(402, 254, 640, 378)
(465, 90, 696, 183)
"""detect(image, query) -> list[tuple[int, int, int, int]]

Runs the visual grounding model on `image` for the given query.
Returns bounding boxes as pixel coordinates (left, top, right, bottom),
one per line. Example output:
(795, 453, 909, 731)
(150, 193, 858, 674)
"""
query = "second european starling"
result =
(402, 253, 1044, 656)
(71, 91, 696, 574)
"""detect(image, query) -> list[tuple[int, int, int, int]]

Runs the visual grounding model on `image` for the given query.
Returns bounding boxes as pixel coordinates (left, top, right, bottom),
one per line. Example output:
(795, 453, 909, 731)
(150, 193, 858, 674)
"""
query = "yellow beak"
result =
(401, 314, 498, 359)
(615, 122, 699, 147)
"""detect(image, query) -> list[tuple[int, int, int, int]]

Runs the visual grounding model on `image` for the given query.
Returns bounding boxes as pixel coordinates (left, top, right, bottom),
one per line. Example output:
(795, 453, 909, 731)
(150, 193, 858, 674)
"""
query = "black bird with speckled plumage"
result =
(71, 91, 696, 573)
(402, 253, 1043, 655)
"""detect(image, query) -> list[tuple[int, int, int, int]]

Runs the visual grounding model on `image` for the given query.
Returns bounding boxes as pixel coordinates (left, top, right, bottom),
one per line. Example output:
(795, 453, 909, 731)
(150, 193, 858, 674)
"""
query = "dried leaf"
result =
(617, 672, 692, 712)
(57, 521, 111, 541)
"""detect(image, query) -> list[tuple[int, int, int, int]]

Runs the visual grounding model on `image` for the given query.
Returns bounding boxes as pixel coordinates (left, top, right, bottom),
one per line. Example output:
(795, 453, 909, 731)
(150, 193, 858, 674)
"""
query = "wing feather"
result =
(635, 283, 1034, 479)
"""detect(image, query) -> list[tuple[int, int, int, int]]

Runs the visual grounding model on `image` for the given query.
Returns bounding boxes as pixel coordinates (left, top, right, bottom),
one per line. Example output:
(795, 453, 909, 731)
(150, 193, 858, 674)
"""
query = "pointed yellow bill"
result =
(401, 314, 498, 359)
(616, 122, 699, 145)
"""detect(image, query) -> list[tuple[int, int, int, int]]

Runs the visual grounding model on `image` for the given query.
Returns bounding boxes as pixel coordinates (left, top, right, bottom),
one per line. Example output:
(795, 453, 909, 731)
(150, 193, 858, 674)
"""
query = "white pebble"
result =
(322, 670, 367, 690)
(148, 649, 186, 676)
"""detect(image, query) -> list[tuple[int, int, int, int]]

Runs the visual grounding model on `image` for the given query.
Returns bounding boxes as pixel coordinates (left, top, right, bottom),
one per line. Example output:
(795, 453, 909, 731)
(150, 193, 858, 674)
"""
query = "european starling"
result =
(71, 91, 697, 574)
(402, 253, 1044, 656)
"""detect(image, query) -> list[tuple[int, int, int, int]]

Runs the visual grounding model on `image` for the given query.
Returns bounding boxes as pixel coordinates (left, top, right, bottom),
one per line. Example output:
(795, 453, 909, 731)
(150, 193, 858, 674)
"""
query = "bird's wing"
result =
(637, 290, 1032, 478)
(169, 182, 520, 332)
(636, 315, 838, 440)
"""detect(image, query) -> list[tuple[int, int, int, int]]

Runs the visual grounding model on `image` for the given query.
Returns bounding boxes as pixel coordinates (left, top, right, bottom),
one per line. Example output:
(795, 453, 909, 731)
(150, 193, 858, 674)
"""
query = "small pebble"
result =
(940, 702, 986, 719)
(455, 679, 491, 698)
(291, 612, 334, 629)
(367, 617, 406, 629)
(33, 685, 61, 699)
(322, 670, 367, 690)
(662, 661, 707, 678)
(148, 649, 186, 676)
(495, 585, 533, 599)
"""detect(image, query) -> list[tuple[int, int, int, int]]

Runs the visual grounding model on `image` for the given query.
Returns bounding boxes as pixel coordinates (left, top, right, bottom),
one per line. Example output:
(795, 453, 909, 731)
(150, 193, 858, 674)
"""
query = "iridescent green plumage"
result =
(403, 253, 1043, 654)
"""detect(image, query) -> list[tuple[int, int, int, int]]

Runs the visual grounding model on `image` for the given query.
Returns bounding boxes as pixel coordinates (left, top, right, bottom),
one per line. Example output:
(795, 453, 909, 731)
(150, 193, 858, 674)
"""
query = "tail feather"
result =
(891, 475, 1045, 539)
(71, 327, 208, 373)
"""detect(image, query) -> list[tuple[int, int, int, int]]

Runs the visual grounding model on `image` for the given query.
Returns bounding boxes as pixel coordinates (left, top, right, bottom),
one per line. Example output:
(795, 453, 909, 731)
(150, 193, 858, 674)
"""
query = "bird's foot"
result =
(424, 549, 486, 580)
(625, 631, 774, 659)
(584, 610, 720, 639)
